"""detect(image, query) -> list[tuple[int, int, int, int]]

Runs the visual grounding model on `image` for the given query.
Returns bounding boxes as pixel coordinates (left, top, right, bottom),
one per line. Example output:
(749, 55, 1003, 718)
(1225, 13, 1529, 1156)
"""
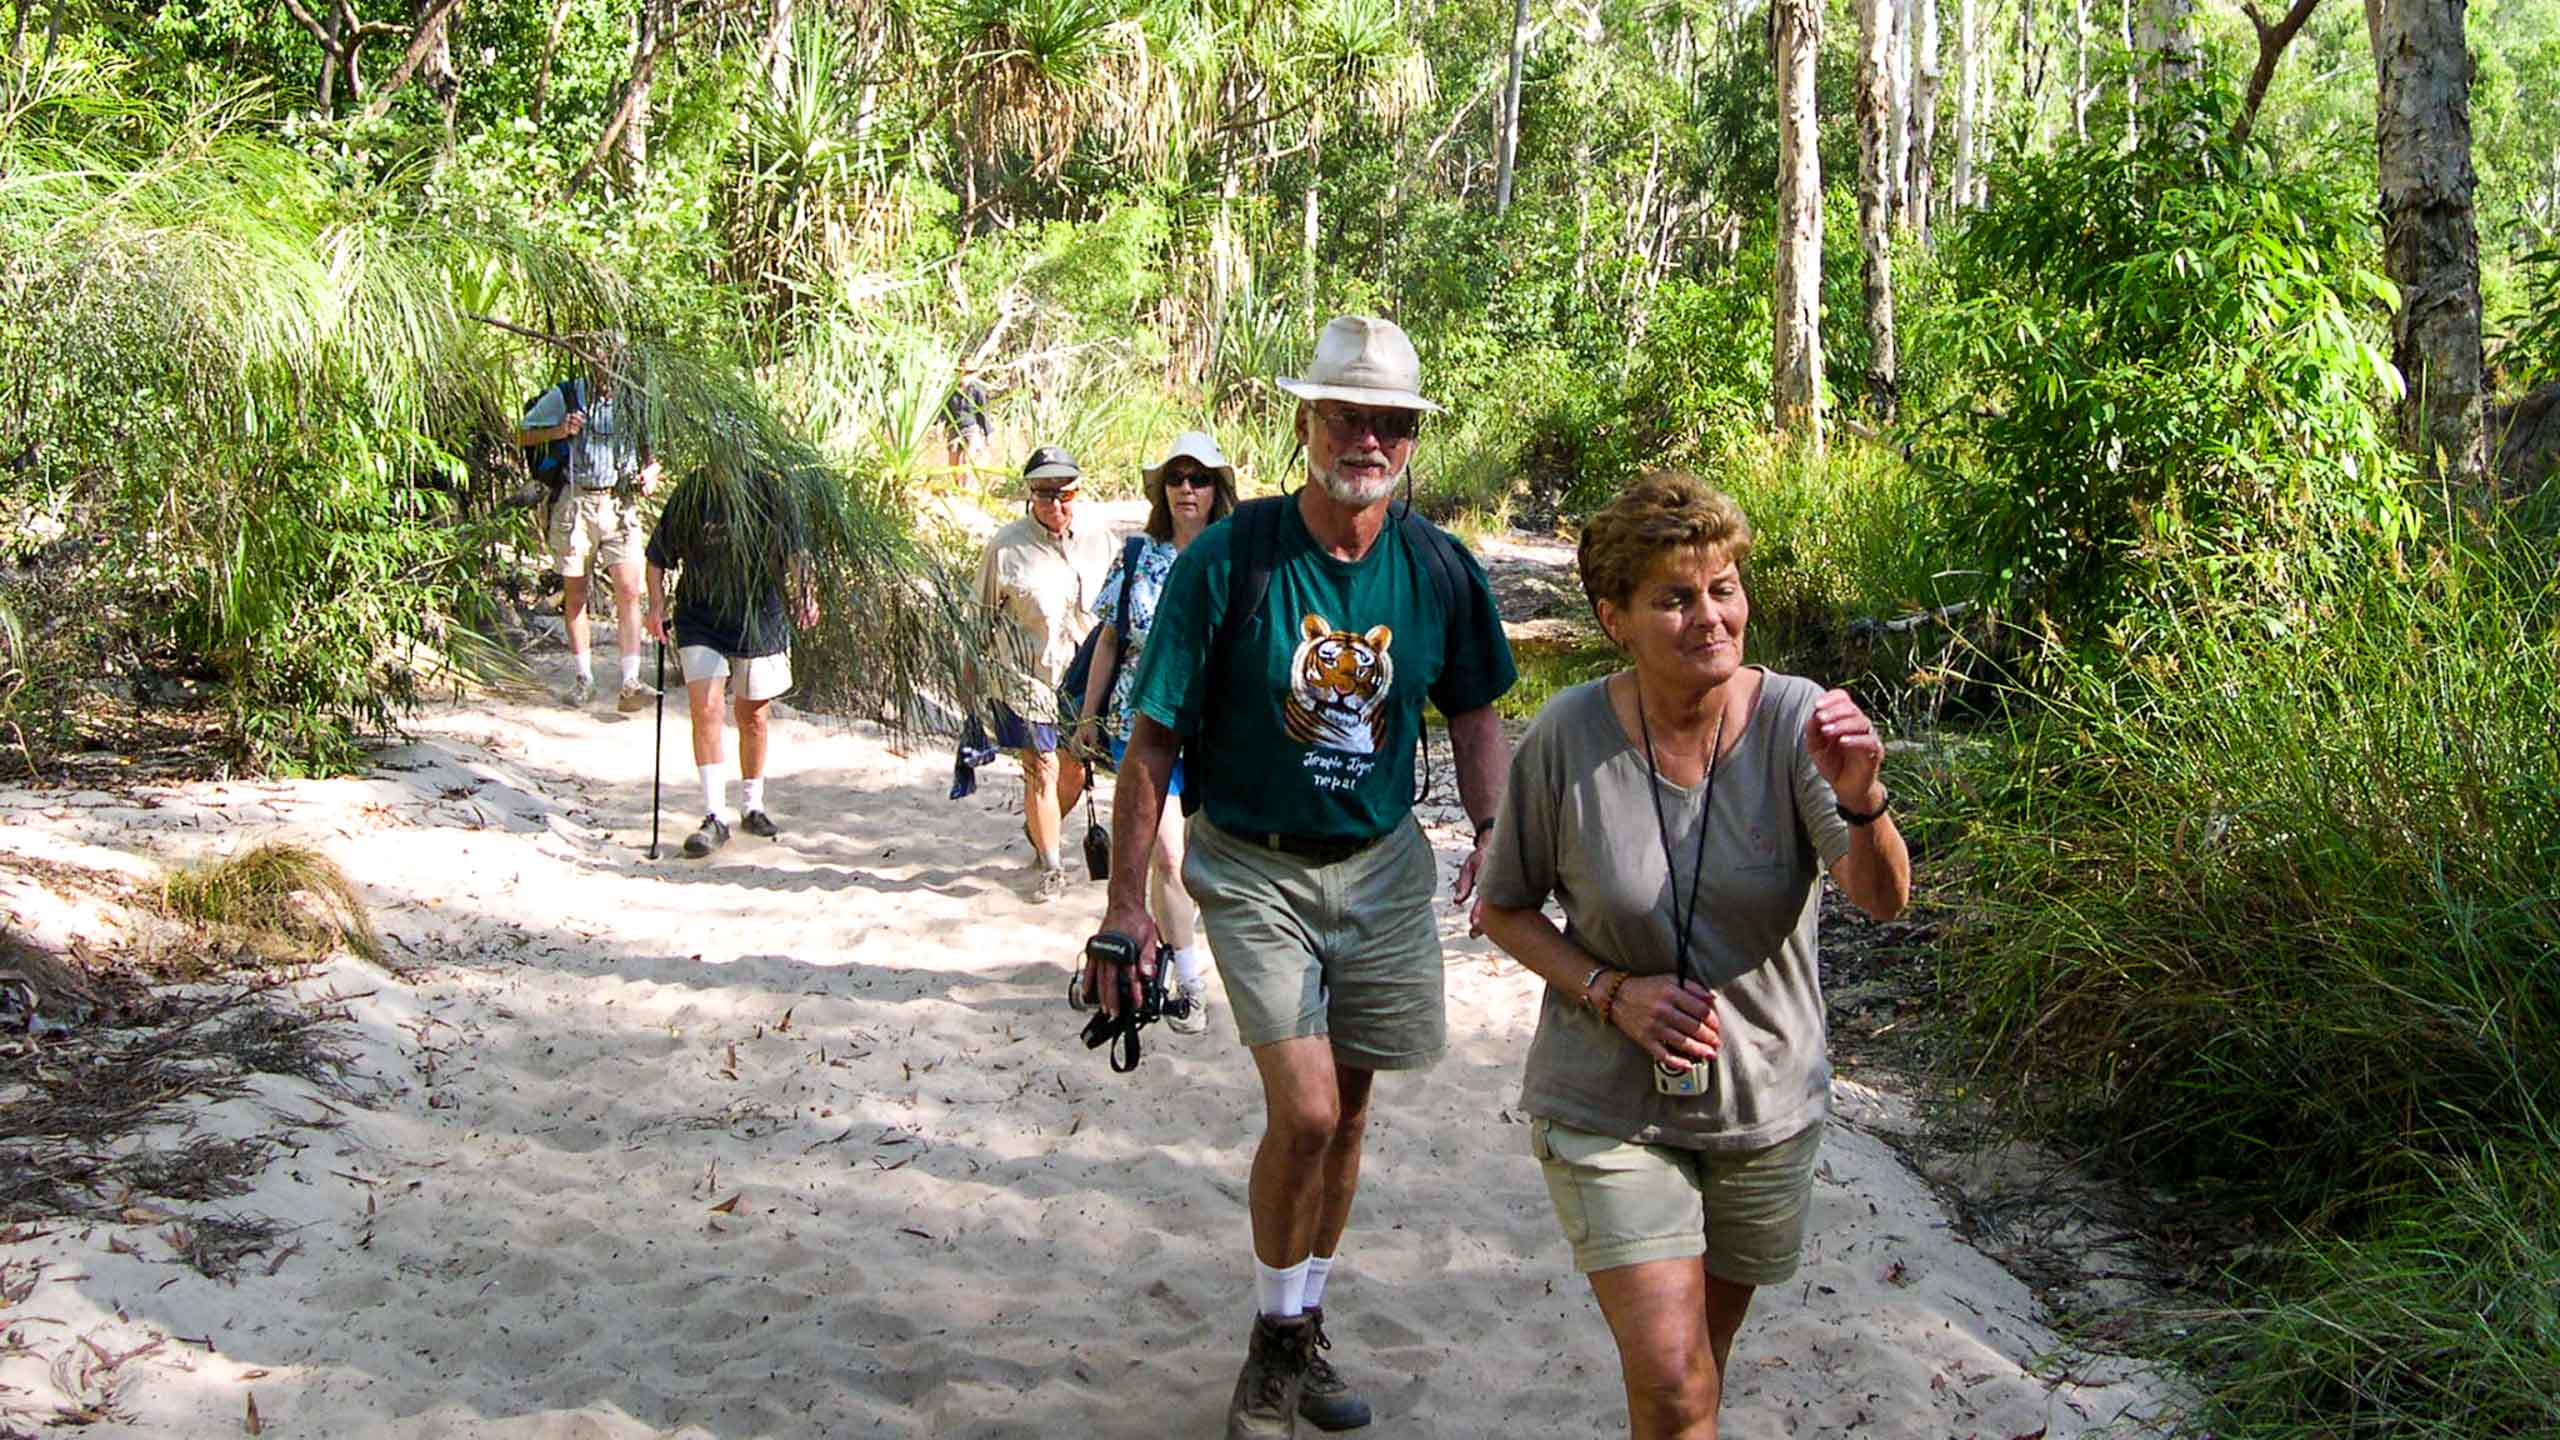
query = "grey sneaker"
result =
(1033, 867, 1070, 903)
(1225, 1313, 1312, 1440)
(741, 809, 780, 838)
(1298, 1307, 1372, 1431)
(1164, 983, 1209, 1036)
(615, 681, 657, 713)
(680, 813, 730, 858)
(565, 674, 596, 707)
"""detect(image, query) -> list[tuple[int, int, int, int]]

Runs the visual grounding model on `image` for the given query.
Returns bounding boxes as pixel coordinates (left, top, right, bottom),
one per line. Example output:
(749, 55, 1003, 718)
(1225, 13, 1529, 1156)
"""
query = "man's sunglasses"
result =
(1314, 405, 1423, 443)
(1030, 486, 1079, 502)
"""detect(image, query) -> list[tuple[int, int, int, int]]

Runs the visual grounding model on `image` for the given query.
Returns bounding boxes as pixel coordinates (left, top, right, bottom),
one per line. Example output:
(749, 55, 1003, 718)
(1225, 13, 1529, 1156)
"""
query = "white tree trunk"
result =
(1856, 0, 1901, 415)
(1773, 0, 1826, 446)
(2372, 0, 2487, 479)
(1888, 0, 1912, 221)
(1974, 21, 1996, 203)
(2072, 0, 2091, 138)
(1495, 0, 1530, 215)
(2136, 0, 2199, 91)
(761, 0, 795, 104)
(1910, 0, 1940, 234)
(620, 0, 656, 176)
(1952, 0, 1978, 212)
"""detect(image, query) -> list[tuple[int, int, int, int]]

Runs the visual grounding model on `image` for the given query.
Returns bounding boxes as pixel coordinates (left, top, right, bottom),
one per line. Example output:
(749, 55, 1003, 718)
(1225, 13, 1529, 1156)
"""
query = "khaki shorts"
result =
(549, 488, 643, 579)
(1182, 816, 1445, 1071)
(679, 646, 792, 703)
(1529, 1116, 1826, 1285)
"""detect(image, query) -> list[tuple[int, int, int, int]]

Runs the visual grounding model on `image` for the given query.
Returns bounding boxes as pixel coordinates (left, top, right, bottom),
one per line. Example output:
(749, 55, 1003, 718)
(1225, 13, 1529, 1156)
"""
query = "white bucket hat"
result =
(1143, 431, 1235, 489)
(1273, 315, 1441, 414)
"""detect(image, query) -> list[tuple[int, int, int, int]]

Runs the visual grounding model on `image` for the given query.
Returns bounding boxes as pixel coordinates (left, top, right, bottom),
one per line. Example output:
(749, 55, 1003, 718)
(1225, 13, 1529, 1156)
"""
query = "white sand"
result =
(0, 676, 2174, 1438)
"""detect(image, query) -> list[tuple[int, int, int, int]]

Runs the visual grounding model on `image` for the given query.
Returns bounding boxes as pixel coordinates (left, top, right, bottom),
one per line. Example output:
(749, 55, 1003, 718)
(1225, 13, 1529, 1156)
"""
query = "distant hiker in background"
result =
(520, 355, 661, 711)
(943, 364, 993, 484)
(973, 445, 1115, 902)
(644, 467, 818, 860)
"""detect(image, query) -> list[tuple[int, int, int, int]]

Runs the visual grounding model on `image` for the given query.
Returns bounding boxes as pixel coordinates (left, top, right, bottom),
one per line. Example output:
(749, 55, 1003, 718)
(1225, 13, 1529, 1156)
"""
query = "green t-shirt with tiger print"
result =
(1128, 492, 1515, 843)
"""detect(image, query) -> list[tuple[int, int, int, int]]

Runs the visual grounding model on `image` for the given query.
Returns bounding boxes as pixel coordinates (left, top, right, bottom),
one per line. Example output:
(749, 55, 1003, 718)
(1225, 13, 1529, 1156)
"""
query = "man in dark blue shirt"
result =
(644, 469, 817, 858)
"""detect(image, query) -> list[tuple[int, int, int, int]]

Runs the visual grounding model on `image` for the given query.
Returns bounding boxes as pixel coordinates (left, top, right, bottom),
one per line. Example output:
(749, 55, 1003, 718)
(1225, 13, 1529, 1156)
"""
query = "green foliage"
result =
(1939, 523, 2560, 1208)
(1911, 82, 2410, 643)
(2184, 1137, 2560, 1436)
(162, 840, 384, 963)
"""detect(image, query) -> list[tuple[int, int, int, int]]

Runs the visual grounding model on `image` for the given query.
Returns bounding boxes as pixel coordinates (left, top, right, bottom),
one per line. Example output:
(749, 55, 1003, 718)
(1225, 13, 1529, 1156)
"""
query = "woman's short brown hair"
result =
(1144, 463, 1239, 542)
(1576, 470, 1755, 615)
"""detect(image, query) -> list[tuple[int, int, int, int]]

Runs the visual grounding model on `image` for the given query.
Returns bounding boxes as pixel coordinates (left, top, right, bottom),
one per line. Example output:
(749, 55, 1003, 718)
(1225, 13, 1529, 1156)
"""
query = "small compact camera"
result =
(1082, 819, 1112, 882)
(1653, 1059, 1713, 1098)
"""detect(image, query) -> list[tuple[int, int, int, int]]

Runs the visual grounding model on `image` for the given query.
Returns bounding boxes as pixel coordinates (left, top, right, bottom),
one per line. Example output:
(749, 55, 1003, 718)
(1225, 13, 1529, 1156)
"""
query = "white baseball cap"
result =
(1143, 431, 1235, 488)
(1273, 315, 1441, 413)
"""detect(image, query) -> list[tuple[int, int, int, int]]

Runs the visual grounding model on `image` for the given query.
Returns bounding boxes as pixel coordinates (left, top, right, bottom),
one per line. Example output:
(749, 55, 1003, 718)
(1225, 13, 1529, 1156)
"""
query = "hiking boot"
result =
(615, 681, 658, 713)
(565, 674, 596, 707)
(1225, 1313, 1312, 1440)
(1164, 984, 1209, 1036)
(680, 813, 730, 858)
(1032, 866, 1070, 904)
(1298, 1308, 1372, 1431)
(741, 809, 780, 839)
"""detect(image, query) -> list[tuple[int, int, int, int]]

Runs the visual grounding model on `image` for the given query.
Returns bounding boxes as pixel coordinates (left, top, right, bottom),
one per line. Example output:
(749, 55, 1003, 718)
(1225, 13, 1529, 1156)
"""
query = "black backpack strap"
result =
(1185, 496, 1288, 817)
(1112, 534, 1147, 641)
(1392, 501, 1478, 806)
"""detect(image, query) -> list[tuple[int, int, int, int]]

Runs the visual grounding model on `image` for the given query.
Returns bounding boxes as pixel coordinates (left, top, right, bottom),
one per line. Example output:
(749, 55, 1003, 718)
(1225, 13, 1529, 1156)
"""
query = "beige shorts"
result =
(548, 488, 643, 579)
(679, 646, 793, 703)
(1182, 816, 1445, 1070)
(1529, 1116, 1827, 1284)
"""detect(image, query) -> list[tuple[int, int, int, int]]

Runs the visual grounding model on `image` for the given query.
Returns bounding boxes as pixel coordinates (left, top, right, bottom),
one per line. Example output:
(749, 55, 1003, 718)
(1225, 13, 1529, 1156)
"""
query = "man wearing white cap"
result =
(1085, 317, 1515, 1436)
(976, 444, 1116, 900)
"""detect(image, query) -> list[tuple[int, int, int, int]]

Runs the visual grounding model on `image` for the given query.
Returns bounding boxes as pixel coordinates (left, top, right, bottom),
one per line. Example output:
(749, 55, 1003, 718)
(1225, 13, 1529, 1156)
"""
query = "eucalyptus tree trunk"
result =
(2372, 0, 2488, 480)
(620, 0, 661, 176)
(1888, 0, 1912, 222)
(2071, 0, 2091, 137)
(1495, 0, 1529, 215)
(2136, 0, 2199, 90)
(1952, 0, 1978, 212)
(532, 0, 573, 123)
(1302, 124, 1323, 327)
(1909, 0, 1940, 234)
(1975, 25, 1995, 202)
(1772, 0, 1826, 447)
(1856, 0, 1900, 417)
(760, 0, 795, 103)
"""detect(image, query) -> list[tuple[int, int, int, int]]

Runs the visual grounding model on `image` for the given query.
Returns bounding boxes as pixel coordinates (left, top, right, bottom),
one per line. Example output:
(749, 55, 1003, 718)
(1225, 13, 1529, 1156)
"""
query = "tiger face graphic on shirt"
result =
(1283, 613, 1395, 754)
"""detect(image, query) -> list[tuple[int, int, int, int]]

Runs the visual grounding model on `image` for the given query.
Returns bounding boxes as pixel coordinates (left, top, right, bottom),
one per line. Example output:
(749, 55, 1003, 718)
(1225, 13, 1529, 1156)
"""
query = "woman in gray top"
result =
(1477, 471, 1910, 1439)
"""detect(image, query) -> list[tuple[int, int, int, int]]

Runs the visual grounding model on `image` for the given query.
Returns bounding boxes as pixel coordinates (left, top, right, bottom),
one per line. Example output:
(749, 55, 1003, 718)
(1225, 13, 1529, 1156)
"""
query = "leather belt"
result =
(1218, 822, 1386, 866)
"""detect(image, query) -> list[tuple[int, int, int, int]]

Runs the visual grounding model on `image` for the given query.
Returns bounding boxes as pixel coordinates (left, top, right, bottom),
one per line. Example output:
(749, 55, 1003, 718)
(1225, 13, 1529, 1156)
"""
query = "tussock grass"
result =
(160, 842, 382, 965)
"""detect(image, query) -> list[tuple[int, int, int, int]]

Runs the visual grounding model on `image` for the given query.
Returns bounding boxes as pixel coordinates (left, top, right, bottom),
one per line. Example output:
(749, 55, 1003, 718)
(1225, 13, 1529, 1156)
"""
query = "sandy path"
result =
(0, 675, 2170, 1438)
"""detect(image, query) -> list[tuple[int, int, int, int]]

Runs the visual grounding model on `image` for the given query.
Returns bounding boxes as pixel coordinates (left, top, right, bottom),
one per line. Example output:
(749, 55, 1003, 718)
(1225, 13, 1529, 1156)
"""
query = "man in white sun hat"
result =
(1087, 317, 1515, 1436)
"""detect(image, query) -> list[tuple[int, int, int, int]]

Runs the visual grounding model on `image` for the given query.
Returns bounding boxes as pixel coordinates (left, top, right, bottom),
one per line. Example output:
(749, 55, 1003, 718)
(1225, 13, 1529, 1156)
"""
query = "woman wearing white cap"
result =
(1074, 431, 1240, 1031)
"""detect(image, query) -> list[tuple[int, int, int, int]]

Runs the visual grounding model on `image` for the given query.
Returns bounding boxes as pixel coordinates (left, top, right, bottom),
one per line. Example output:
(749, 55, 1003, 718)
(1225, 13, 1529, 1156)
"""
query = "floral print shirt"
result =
(1090, 535, 1183, 746)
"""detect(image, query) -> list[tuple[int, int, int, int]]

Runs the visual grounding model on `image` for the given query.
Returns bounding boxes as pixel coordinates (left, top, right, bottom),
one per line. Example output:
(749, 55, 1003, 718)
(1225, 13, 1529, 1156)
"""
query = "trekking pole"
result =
(647, 639, 666, 859)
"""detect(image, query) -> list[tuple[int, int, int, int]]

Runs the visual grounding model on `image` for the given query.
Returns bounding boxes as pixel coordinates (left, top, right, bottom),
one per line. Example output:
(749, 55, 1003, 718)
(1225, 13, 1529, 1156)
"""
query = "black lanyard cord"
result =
(1634, 678, 1728, 990)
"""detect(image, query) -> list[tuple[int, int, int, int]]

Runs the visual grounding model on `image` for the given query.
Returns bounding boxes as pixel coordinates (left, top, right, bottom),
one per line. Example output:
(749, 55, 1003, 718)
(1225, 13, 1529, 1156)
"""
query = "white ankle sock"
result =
(1253, 1258, 1310, 1319)
(1172, 945, 1208, 989)
(573, 652, 595, 682)
(1038, 847, 1063, 873)
(698, 766, 724, 817)
(620, 653, 642, 688)
(741, 778, 765, 814)
(1302, 1254, 1334, 1311)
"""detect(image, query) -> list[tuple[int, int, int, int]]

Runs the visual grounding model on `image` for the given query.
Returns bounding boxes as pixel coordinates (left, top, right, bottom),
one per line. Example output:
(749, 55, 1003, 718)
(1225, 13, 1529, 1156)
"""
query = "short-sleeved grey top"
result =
(1479, 670, 1852, 1152)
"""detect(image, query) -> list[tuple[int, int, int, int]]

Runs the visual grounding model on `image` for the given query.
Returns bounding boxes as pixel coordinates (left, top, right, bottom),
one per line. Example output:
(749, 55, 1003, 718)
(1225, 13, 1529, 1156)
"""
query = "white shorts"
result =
(678, 646, 793, 703)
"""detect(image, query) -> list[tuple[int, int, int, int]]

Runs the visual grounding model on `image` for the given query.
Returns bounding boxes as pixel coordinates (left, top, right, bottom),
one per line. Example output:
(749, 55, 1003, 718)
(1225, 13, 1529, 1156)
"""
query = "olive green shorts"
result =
(1528, 1116, 1827, 1285)
(1181, 816, 1446, 1071)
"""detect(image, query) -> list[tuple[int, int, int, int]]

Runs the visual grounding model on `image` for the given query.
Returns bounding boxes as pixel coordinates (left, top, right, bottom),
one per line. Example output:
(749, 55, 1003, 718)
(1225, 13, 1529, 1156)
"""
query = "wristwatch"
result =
(1836, 789, 1893, 826)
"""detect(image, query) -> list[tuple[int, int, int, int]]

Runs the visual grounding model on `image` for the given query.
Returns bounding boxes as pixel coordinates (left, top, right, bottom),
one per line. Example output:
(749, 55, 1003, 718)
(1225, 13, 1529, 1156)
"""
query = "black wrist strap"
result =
(1836, 789, 1892, 826)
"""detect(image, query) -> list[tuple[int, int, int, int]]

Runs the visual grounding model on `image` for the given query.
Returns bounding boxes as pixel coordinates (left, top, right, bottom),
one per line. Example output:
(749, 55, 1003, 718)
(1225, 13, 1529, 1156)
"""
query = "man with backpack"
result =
(1084, 316, 1516, 1437)
(520, 362, 661, 710)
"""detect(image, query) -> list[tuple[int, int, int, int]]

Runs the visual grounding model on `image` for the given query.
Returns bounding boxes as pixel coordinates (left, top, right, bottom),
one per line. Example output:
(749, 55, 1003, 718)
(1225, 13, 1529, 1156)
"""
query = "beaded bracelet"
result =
(1598, 971, 1631, 1029)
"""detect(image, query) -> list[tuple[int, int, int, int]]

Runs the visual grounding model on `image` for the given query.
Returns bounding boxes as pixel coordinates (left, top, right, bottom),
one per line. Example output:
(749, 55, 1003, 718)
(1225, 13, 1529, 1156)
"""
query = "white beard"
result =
(1316, 461, 1399, 507)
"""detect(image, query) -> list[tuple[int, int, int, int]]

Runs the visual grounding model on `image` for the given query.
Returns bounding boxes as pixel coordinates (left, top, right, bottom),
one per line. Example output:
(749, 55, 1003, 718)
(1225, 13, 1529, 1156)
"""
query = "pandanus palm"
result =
(941, 0, 1184, 185)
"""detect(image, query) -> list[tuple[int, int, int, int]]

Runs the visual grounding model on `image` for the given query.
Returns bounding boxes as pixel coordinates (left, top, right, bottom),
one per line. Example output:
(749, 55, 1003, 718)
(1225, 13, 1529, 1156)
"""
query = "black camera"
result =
(1074, 931, 1170, 1072)
(1082, 819, 1112, 882)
